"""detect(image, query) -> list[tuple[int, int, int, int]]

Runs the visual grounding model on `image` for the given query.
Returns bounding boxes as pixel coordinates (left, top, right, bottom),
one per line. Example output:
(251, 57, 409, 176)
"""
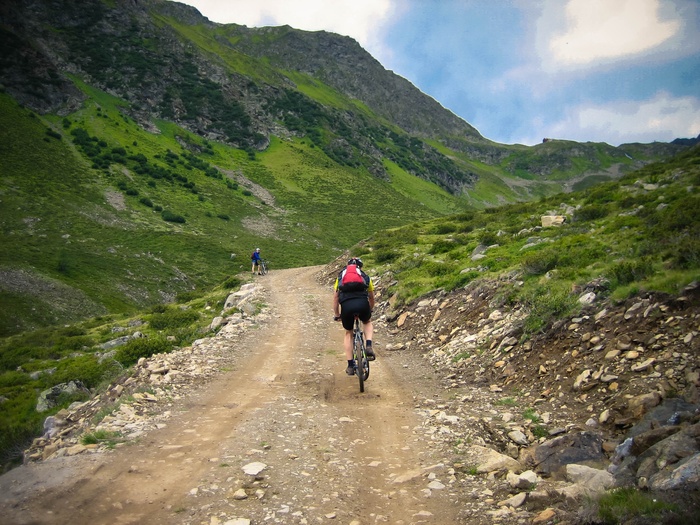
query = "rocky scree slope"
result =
(321, 257, 700, 521)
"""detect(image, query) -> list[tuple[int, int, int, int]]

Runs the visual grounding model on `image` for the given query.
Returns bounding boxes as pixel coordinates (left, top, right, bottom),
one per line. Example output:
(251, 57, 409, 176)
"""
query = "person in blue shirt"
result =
(251, 248, 262, 275)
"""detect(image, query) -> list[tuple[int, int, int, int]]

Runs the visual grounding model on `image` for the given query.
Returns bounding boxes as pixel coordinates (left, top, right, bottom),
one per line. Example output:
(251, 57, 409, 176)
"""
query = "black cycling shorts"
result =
(340, 297, 371, 331)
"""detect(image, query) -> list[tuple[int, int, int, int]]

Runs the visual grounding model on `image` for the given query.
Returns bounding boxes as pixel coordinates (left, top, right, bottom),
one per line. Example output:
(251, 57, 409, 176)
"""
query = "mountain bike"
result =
(259, 259, 269, 275)
(352, 315, 370, 392)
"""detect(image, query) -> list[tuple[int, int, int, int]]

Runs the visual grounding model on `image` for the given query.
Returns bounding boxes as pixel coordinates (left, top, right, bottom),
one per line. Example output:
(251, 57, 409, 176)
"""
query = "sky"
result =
(176, 0, 700, 147)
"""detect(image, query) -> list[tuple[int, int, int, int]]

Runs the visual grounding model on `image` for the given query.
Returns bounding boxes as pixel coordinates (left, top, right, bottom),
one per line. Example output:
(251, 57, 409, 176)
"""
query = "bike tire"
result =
(261, 261, 268, 275)
(354, 321, 364, 393)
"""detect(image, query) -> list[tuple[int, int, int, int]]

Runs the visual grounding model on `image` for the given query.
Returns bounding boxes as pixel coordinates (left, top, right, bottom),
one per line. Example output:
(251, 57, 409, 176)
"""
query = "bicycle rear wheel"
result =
(353, 320, 369, 392)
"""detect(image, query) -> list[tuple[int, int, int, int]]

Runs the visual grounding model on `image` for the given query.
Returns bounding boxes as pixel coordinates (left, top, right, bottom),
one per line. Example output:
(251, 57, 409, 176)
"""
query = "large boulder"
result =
(526, 431, 605, 478)
(36, 381, 90, 412)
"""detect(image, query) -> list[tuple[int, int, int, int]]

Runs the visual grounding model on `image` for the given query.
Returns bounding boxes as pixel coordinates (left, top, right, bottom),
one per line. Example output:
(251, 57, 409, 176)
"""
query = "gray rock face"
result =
(36, 381, 89, 412)
(528, 432, 605, 478)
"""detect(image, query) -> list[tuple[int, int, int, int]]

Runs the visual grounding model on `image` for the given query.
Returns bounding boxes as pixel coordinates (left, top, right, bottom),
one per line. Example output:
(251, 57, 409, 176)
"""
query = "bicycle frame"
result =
(353, 316, 370, 392)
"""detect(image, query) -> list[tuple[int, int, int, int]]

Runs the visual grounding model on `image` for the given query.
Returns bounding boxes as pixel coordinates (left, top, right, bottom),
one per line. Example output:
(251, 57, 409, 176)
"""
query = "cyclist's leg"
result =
(358, 301, 375, 359)
(340, 300, 359, 373)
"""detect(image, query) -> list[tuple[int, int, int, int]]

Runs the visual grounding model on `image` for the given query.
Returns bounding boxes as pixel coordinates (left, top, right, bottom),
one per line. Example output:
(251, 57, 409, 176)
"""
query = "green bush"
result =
(433, 223, 458, 234)
(607, 258, 654, 286)
(666, 235, 700, 269)
(161, 210, 186, 223)
(374, 249, 400, 263)
(424, 261, 455, 277)
(51, 355, 120, 389)
(521, 248, 559, 276)
(521, 282, 578, 335)
(115, 336, 171, 366)
(574, 204, 609, 222)
(148, 308, 200, 330)
(445, 270, 479, 291)
(477, 231, 498, 246)
(222, 276, 241, 289)
(175, 291, 202, 303)
(429, 239, 457, 254)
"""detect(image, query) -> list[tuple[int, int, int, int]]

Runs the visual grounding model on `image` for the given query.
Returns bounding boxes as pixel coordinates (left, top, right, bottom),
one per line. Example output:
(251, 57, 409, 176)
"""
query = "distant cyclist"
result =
(251, 247, 262, 275)
(333, 257, 375, 375)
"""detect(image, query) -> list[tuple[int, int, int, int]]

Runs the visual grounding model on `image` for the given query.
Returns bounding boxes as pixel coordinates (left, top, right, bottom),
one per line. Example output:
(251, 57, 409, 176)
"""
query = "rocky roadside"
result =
(370, 270, 700, 523)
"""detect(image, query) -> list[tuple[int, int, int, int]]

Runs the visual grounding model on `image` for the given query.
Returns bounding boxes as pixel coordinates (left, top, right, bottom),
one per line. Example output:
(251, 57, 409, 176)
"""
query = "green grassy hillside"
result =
(354, 145, 700, 335)
(0, 87, 461, 335)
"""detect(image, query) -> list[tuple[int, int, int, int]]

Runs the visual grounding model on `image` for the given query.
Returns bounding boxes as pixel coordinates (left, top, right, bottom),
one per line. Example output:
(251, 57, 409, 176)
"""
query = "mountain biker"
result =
(333, 257, 375, 375)
(251, 248, 262, 275)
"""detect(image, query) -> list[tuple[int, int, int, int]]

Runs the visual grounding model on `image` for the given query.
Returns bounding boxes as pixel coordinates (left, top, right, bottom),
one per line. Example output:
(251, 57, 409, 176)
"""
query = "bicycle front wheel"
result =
(261, 261, 268, 275)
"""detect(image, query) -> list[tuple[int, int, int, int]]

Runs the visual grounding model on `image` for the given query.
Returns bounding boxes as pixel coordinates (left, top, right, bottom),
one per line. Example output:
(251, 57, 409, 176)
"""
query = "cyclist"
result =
(251, 248, 262, 275)
(333, 257, 375, 375)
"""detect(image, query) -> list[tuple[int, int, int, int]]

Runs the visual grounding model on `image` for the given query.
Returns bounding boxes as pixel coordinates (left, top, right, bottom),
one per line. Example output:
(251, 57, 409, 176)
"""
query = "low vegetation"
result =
(0, 276, 241, 470)
(355, 145, 700, 337)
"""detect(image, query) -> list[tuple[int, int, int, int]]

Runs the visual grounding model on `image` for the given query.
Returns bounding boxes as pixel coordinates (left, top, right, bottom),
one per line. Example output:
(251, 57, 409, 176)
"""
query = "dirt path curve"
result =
(2, 266, 462, 525)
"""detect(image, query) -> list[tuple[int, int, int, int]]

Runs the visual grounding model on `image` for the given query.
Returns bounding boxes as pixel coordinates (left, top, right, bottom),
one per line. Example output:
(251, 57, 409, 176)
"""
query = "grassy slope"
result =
(353, 146, 700, 329)
(0, 72, 459, 334)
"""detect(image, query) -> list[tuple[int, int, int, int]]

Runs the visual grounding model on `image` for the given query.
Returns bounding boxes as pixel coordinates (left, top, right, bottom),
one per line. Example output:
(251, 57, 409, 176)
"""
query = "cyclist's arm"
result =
(332, 279, 340, 318)
(368, 290, 375, 310)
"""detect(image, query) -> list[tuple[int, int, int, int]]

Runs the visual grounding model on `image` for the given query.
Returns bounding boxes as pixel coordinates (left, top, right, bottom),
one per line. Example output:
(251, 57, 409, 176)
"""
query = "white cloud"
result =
(548, 0, 680, 66)
(534, 92, 700, 145)
(178, 0, 394, 50)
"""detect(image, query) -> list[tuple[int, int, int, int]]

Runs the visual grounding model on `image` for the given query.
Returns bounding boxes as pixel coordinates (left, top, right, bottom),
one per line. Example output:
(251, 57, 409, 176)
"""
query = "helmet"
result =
(347, 257, 363, 268)
(255, 248, 260, 252)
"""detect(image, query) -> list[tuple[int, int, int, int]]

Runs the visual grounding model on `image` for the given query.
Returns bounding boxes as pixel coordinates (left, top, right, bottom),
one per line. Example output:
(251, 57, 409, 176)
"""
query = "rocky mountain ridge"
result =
(1, 0, 692, 199)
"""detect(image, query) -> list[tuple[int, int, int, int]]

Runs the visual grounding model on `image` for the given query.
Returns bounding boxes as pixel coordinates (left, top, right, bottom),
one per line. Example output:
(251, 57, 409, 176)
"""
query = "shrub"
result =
(161, 210, 186, 223)
(429, 239, 457, 255)
(477, 231, 498, 246)
(521, 282, 578, 335)
(521, 248, 559, 276)
(115, 337, 171, 366)
(424, 261, 455, 276)
(175, 291, 202, 303)
(433, 223, 457, 234)
(139, 197, 153, 207)
(607, 258, 654, 286)
(445, 270, 479, 291)
(148, 308, 200, 330)
(374, 249, 400, 263)
(222, 276, 241, 289)
(574, 204, 609, 222)
(51, 355, 120, 389)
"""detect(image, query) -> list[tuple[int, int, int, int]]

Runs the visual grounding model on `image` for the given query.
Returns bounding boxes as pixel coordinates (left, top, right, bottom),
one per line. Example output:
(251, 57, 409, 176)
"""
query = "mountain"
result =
(0, 0, 694, 335)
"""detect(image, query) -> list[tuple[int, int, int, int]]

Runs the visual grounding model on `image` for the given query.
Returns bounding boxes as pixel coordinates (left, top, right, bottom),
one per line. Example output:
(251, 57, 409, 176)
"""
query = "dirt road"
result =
(1, 266, 463, 525)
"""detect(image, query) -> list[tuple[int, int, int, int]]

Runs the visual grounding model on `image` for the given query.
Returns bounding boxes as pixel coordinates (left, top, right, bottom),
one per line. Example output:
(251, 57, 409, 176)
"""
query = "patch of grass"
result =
(80, 429, 122, 448)
(451, 351, 471, 362)
(495, 397, 518, 407)
(594, 487, 677, 524)
(522, 408, 541, 423)
(531, 424, 549, 439)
